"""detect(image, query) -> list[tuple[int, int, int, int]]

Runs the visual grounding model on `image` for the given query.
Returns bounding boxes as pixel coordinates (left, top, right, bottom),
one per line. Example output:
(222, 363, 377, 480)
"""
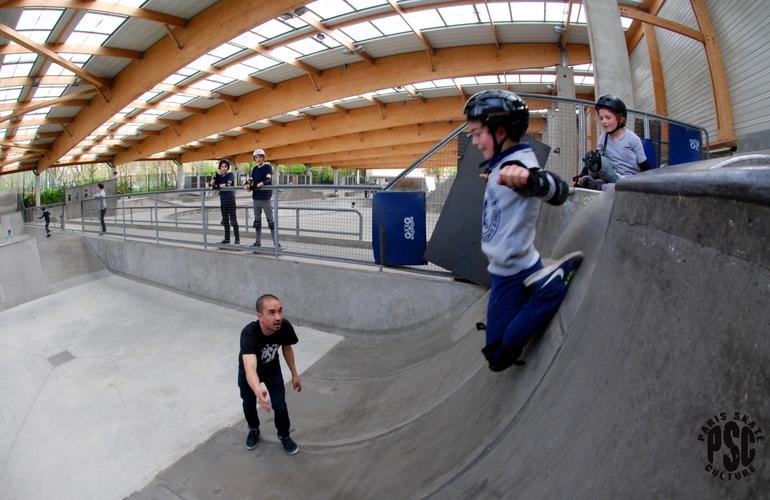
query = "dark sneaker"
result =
(252, 241, 261, 247)
(524, 251, 584, 290)
(234, 239, 240, 245)
(245, 428, 259, 450)
(475, 322, 486, 332)
(279, 435, 299, 455)
(489, 349, 525, 372)
(219, 239, 231, 245)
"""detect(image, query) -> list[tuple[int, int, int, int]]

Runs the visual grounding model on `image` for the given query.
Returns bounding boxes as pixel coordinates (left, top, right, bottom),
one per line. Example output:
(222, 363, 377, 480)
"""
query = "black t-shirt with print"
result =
(238, 319, 298, 379)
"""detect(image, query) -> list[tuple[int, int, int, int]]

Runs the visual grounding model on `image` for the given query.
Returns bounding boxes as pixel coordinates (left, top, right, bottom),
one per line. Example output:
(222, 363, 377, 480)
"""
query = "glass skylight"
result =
(0, 62, 33, 78)
(253, 19, 294, 40)
(33, 86, 66, 99)
(438, 5, 479, 26)
(231, 31, 266, 49)
(286, 37, 327, 55)
(66, 12, 126, 45)
(16, 9, 63, 30)
(340, 21, 383, 41)
(347, 0, 388, 8)
(511, 2, 546, 21)
(306, 0, 355, 19)
(371, 15, 410, 35)
(209, 43, 244, 60)
(404, 10, 445, 30)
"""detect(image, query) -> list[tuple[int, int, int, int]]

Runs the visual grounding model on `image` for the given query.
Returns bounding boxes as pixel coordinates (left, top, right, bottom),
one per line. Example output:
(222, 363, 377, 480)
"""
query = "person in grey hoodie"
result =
(464, 90, 583, 372)
(94, 183, 107, 234)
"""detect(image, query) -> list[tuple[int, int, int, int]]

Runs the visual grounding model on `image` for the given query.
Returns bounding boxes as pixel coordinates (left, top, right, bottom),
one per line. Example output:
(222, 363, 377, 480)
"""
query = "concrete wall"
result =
(0, 235, 49, 311)
(83, 238, 485, 333)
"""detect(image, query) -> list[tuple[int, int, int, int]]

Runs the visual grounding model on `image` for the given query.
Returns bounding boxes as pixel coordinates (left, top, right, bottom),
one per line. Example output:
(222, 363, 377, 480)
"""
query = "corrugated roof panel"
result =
(142, 0, 217, 19)
(496, 23, 561, 44)
(423, 25, 495, 48)
(83, 56, 133, 79)
(300, 49, 364, 71)
(184, 97, 222, 109)
(253, 64, 306, 84)
(47, 106, 86, 118)
(360, 33, 424, 58)
(105, 18, 166, 52)
(215, 81, 260, 97)
(158, 111, 193, 121)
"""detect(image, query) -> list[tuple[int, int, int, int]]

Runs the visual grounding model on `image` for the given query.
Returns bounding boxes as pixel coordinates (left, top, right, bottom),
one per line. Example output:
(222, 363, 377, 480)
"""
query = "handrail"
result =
(384, 122, 467, 191)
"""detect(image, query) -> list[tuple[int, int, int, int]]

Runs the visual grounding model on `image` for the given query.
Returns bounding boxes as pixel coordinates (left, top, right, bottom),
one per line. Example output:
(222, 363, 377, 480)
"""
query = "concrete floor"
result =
(0, 273, 342, 500)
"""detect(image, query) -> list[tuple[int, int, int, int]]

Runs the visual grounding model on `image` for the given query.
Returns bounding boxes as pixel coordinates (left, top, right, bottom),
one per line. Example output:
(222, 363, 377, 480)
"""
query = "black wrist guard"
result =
(515, 168, 569, 206)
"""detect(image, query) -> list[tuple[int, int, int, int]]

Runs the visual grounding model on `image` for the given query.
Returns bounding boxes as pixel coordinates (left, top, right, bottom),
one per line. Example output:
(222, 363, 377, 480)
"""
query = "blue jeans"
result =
(238, 367, 290, 437)
(486, 259, 571, 357)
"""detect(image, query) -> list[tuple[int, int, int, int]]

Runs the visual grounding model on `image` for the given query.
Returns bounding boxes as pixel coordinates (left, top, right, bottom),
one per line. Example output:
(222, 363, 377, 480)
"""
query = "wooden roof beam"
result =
(0, 24, 110, 88)
(0, 42, 142, 60)
(386, 0, 435, 70)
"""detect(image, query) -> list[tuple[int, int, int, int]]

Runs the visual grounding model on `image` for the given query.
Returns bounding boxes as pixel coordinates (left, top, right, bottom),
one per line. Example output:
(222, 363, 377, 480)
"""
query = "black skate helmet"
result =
(464, 90, 529, 155)
(595, 95, 627, 132)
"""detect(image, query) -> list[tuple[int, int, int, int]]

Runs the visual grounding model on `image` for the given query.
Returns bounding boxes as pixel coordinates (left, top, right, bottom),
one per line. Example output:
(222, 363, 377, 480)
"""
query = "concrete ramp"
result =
(126, 160, 770, 499)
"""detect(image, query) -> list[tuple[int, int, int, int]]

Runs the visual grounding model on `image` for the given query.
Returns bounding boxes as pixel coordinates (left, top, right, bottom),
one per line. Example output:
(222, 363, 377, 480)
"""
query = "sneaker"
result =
(524, 252, 583, 290)
(234, 239, 240, 245)
(279, 435, 299, 455)
(245, 428, 259, 450)
(219, 239, 231, 245)
(489, 349, 525, 372)
(252, 241, 261, 247)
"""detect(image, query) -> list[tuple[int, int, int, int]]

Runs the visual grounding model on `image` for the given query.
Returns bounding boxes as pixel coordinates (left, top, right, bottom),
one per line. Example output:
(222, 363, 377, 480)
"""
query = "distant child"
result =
(38, 206, 51, 237)
(4, 228, 12, 240)
(95, 183, 107, 234)
(577, 95, 651, 190)
(464, 90, 583, 372)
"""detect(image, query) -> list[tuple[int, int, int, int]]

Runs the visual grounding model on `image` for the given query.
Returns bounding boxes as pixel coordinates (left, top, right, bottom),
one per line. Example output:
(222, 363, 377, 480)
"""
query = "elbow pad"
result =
(515, 168, 569, 206)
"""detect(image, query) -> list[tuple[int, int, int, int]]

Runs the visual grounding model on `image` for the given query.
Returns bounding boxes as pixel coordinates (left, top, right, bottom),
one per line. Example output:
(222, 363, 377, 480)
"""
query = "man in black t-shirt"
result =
(238, 294, 302, 455)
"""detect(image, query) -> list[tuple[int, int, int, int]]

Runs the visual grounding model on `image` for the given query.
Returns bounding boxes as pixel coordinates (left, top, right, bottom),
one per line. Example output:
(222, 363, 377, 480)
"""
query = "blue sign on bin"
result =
(669, 123, 702, 165)
(372, 192, 427, 266)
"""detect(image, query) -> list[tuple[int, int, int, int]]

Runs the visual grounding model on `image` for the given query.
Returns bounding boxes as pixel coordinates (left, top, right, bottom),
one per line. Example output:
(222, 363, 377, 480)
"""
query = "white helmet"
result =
(252, 148, 265, 157)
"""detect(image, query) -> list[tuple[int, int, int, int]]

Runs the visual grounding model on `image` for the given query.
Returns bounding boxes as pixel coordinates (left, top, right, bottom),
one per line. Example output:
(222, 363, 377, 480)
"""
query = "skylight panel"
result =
(162, 73, 188, 85)
(190, 79, 224, 92)
(432, 78, 454, 88)
(306, 0, 355, 19)
(570, 5, 587, 23)
(33, 86, 66, 99)
(270, 46, 303, 61)
(27, 107, 52, 115)
(254, 19, 294, 39)
(239, 54, 281, 70)
(4, 53, 37, 64)
(76, 12, 127, 35)
(101, 0, 146, 6)
(520, 74, 541, 83)
(582, 76, 595, 86)
(455, 76, 477, 85)
(438, 5, 479, 26)
(511, 2, 545, 22)
(164, 94, 196, 105)
(340, 21, 383, 41)
(189, 54, 220, 69)
(283, 16, 308, 29)
(66, 32, 109, 46)
(572, 63, 592, 71)
(371, 15, 410, 35)
(315, 33, 342, 48)
(119, 106, 137, 114)
(17, 9, 63, 30)
(486, 3, 512, 22)
(347, 0, 388, 8)
(142, 109, 164, 117)
(504, 74, 520, 83)
(207, 74, 235, 85)
(16, 126, 40, 135)
(209, 43, 243, 59)
(0, 63, 33, 78)
(286, 37, 327, 55)
(404, 10, 445, 30)
(374, 88, 397, 95)
(18, 31, 50, 44)
(541, 74, 556, 83)
(413, 81, 437, 90)
(621, 17, 633, 29)
(138, 91, 160, 102)
(545, 2, 567, 22)
(232, 31, 265, 49)
(476, 75, 500, 84)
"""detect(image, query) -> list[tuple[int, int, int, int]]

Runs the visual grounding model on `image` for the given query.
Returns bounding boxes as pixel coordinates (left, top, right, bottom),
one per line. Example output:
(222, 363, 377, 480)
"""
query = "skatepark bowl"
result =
(1, 154, 769, 499)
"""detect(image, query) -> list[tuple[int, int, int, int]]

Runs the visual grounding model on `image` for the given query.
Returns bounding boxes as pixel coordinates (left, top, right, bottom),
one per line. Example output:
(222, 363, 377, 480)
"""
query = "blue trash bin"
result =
(372, 192, 427, 266)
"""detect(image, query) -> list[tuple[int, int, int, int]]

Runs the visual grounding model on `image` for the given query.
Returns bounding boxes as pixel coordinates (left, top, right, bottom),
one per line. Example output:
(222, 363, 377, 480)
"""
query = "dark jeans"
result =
(99, 208, 107, 232)
(486, 259, 571, 356)
(219, 202, 239, 241)
(239, 367, 290, 437)
(251, 198, 276, 245)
